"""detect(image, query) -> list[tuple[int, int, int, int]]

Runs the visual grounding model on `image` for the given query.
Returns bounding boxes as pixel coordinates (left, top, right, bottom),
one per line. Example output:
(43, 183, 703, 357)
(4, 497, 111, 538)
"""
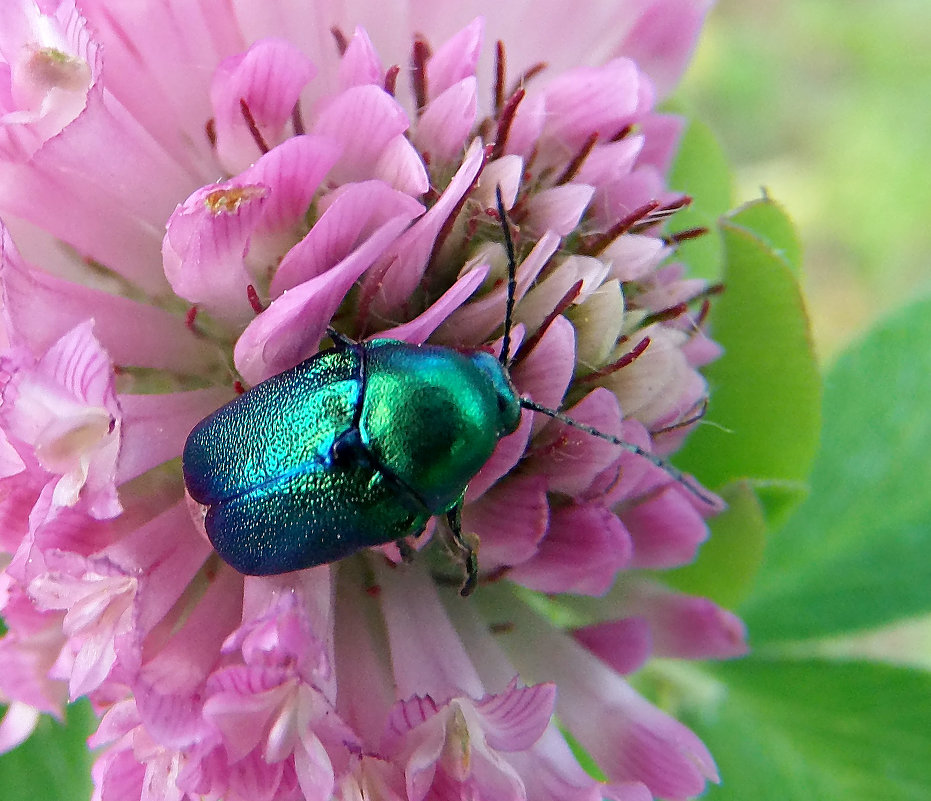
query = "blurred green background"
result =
(679, 0, 931, 361)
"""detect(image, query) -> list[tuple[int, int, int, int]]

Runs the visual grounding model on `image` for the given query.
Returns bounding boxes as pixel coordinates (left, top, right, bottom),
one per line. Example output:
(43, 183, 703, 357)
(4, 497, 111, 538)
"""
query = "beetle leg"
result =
(396, 537, 416, 563)
(445, 505, 478, 597)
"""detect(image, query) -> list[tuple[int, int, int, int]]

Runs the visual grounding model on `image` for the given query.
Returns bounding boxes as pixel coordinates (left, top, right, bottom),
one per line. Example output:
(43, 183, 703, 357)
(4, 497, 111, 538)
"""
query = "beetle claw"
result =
(444, 506, 479, 596)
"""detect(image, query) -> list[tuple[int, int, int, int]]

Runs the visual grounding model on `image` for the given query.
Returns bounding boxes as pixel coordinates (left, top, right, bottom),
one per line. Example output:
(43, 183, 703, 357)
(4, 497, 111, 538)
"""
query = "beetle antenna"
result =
(518, 397, 718, 507)
(495, 185, 518, 367)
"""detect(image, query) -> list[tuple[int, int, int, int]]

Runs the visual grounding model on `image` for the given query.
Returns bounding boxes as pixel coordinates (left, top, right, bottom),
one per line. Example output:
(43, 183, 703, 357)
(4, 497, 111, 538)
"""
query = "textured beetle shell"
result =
(183, 339, 520, 575)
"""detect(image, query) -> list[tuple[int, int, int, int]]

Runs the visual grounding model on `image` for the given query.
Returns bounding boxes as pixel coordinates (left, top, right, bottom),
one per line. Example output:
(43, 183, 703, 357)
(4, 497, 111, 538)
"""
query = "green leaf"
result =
(668, 118, 735, 280)
(742, 294, 931, 642)
(663, 479, 768, 608)
(682, 658, 931, 801)
(728, 196, 802, 275)
(676, 199, 821, 526)
(0, 701, 95, 801)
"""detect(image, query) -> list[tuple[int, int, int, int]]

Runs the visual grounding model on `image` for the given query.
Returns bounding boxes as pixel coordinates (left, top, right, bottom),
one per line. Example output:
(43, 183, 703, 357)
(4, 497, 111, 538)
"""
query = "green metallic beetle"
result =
(183, 334, 519, 593)
(183, 189, 711, 594)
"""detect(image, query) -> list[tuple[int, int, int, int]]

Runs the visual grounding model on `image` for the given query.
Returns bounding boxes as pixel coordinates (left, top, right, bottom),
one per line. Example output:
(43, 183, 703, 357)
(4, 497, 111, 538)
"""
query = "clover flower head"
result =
(0, 2, 745, 800)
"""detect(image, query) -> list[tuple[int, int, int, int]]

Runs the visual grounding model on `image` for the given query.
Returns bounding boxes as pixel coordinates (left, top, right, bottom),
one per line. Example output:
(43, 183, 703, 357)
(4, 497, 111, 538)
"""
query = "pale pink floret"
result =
(0, 4, 741, 800)
(0, 579, 67, 715)
(163, 134, 343, 326)
(382, 682, 556, 801)
(0, 0, 96, 162)
(1, 320, 120, 520)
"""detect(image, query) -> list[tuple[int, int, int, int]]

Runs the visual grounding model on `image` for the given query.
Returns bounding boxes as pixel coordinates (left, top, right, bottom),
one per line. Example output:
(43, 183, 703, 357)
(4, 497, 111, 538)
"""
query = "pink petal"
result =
(372, 133, 432, 195)
(231, 571, 334, 688)
(504, 91, 547, 160)
(94, 744, 146, 801)
(0, 85, 194, 296)
(401, 718, 446, 801)
(163, 134, 342, 326)
(117, 388, 233, 484)
(509, 314, 576, 430)
(211, 38, 316, 171)
(234, 214, 412, 385)
(437, 231, 559, 346)
(506, 601, 718, 799)
(76, 0, 242, 183)
(414, 77, 477, 163)
(38, 319, 114, 411)
(474, 155, 523, 210)
(104, 501, 213, 639)
(502, 725, 598, 801)
(362, 137, 484, 318)
(588, 419, 656, 506)
(603, 782, 654, 801)
(576, 137, 644, 190)
(425, 17, 483, 98)
(602, 234, 668, 282)
(332, 574, 401, 744)
(0, 626, 66, 713)
(204, 669, 292, 762)
(162, 182, 269, 326)
(237, 134, 343, 249)
(475, 680, 556, 752)
(0, 225, 212, 373)
(572, 619, 652, 675)
(462, 474, 549, 567)
(522, 184, 594, 237)
(602, 325, 692, 425)
(622, 484, 709, 569)
(464, 410, 532, 501)
(618, 581, 748, 660)
(338, 27, 384, 89)
(270, 180, 424, 295)
(515, 255, 608, 344)
(0, 0, 96, 162)
(509, 504, 631, 595)
(134, 567, 242, 747)
(295, 735, 336, 801)
(682, 328, 722, 369)
(635, 113, 684, 175)
(312, 85, 420, 189)
(89, 699, 139, 748)
(376, 264, 489, 344)
(613, 0, 714, 99)
(5, 321, 121, 518)
(376, 560, 483, 701)
(0, 430, 25, 478)
(385, 694, 442, 740)
(526, 388, 627, 498)
(541, 59, 648, 153)
(227, 750, 287, 801)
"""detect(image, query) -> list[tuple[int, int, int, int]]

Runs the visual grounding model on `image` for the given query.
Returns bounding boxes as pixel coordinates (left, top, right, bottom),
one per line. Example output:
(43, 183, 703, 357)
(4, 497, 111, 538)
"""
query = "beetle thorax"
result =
(360, 341, 520, 514)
